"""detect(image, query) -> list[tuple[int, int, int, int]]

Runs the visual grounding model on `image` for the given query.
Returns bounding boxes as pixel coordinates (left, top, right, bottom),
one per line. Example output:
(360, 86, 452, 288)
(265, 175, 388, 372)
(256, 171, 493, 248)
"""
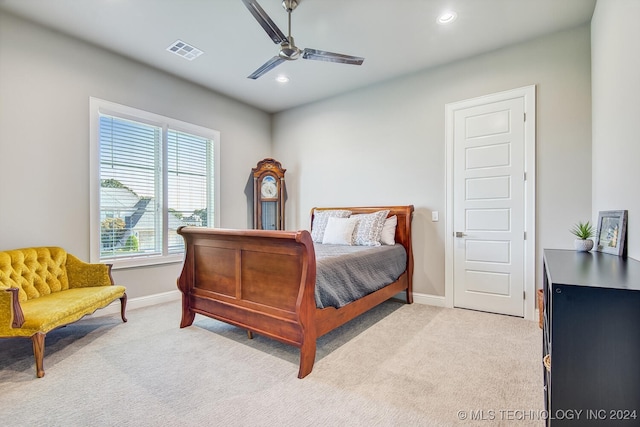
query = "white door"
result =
(448, 90, 532, 317)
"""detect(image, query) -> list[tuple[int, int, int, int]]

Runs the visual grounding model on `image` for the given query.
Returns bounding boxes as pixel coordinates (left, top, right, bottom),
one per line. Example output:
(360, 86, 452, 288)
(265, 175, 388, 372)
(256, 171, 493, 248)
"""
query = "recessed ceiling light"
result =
(437, 11, 457, 24)
(166, 40, 203, 61)
(275, 75, 290, 83)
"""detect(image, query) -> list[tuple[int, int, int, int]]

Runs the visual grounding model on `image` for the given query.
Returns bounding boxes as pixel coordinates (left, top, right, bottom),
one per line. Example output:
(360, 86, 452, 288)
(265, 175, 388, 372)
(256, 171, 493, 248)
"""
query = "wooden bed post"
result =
(177, 227, 196, 328)
(298, 338, 317, 378)
(295, 230, 317, 378)
(180, 294, 196, 328)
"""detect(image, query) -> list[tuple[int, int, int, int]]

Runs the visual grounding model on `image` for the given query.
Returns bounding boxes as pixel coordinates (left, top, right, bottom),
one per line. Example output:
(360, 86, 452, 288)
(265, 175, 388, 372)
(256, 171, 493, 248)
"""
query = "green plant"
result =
(570, 221, 595, 240)
(123, 234, 139, 252)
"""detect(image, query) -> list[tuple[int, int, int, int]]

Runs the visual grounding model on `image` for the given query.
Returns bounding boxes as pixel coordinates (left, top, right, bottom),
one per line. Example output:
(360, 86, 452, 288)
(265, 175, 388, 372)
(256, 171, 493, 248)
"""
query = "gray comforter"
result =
(314, 243, 407, 309)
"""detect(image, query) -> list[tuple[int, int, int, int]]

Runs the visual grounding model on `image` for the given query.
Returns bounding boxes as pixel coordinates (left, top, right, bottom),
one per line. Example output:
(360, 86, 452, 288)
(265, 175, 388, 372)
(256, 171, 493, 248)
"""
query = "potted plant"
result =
(570, 221, 595, 252)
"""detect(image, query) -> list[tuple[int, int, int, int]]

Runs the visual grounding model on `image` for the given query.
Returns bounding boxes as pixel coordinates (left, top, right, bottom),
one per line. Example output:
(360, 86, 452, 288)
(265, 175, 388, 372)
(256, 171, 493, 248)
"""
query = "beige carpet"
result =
(0, 300, 543, 426)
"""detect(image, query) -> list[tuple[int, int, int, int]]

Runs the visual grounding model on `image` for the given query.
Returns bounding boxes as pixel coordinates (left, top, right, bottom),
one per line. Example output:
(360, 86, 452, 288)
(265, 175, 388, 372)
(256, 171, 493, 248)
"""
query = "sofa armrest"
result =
(0, 287, 25, 329)
(66, 254, 115, 288)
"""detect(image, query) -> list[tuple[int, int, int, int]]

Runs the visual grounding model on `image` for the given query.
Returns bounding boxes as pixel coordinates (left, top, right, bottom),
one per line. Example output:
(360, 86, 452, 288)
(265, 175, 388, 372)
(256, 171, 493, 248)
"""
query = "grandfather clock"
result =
(252, 158, 286, 230)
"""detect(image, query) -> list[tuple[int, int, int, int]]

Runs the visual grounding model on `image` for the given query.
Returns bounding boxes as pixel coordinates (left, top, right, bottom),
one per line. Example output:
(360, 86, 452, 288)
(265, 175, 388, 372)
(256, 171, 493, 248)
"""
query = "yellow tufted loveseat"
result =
(0, 247, 127, 377)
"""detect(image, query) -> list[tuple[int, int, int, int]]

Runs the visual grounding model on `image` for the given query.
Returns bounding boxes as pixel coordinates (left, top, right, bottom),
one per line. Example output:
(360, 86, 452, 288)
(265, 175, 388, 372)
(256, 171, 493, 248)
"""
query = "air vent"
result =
(166, 40, 203, 61)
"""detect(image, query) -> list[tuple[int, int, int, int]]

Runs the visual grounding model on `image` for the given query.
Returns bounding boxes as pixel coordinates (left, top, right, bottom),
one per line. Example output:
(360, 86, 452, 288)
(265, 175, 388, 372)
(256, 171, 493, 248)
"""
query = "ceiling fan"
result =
(241, 0, 365, 79)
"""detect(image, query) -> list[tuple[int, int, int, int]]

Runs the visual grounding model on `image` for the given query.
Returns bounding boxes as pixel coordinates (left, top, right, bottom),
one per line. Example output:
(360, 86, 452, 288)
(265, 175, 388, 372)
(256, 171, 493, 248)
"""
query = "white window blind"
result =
(90, 98, 219, 268)
(100, 116, 161, 259)
(167, 129, 214, 254)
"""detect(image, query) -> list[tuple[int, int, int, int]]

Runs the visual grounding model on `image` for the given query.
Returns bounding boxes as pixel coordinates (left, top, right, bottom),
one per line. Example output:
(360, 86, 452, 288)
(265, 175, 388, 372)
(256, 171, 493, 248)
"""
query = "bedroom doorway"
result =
(444, 86, 536, 320)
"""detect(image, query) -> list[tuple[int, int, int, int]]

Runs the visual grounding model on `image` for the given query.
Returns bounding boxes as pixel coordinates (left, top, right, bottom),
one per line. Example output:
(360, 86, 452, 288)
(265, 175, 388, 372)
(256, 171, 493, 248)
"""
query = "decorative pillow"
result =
(322, 217, 359, 245)
(351, 210, 390, 246)
(380, 215, 398, 245)
(311, 209, 352, 243)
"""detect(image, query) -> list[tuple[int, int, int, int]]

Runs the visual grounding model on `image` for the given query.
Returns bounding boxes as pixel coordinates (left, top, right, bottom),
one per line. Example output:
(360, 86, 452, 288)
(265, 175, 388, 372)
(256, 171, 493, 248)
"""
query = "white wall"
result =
(273, 25, 592, 299)
(0, 11, 596, 303)
(591, 0, 640, 261)
(0, 12, 272, 298)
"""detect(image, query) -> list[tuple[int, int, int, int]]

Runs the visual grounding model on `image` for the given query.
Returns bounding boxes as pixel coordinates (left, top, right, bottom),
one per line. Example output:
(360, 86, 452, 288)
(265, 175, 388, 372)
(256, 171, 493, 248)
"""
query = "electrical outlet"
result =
(431, 211, 439, 222)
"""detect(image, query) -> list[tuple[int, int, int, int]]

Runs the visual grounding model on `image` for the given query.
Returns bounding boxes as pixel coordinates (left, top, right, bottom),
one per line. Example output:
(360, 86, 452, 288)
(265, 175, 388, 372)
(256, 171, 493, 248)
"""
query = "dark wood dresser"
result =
(543, 249, 640, 425)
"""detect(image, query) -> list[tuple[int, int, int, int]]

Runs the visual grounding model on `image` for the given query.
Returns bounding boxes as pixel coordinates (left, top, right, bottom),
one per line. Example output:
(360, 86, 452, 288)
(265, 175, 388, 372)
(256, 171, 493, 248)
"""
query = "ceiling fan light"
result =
(437, 11, 457, 24)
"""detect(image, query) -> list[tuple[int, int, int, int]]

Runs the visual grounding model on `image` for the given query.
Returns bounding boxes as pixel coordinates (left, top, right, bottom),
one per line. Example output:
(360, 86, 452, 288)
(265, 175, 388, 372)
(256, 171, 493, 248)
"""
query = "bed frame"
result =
(176, 205, 414, 378)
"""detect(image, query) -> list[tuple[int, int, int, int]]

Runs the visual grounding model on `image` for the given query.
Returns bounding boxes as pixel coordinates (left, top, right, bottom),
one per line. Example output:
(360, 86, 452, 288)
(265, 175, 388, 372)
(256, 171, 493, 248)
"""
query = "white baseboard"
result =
(403, 292, 539, 323)
(94, 290, 181, 317)
(412, 292, 447, 307)
(393, 292, 447, 307)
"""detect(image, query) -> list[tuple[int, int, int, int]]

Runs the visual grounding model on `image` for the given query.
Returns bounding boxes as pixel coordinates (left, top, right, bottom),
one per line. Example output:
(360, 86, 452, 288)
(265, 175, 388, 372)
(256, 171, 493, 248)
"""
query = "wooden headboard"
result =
(310, 205, 414, 276)
(310, 205, 413, 250)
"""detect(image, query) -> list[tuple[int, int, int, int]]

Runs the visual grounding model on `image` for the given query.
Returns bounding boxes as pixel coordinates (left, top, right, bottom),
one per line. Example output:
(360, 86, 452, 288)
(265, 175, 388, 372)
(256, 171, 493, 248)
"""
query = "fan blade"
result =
(241, 0, 287, 44)
(248, 56, 286, 79)
(302, 48, 364, 65)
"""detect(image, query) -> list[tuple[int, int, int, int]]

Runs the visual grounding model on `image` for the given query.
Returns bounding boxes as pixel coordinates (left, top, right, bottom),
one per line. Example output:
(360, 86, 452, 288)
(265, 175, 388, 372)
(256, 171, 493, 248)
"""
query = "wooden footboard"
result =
(177, 205, 413, 378)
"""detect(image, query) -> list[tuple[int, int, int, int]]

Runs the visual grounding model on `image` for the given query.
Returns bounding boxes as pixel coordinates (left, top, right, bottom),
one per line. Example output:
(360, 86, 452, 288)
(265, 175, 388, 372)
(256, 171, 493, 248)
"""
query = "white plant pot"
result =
(574, 239, 594, 252)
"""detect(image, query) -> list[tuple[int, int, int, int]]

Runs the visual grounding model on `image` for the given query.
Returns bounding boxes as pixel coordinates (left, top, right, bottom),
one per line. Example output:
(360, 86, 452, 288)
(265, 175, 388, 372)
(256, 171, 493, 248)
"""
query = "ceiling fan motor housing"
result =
(282, 0, 298, 12)
(279, 37, 300, 60)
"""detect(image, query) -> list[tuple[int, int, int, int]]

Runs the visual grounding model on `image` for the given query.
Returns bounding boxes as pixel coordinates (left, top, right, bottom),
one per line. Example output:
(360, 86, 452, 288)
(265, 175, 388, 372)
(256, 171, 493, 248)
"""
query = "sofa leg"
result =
(120, 293, 128, 322)
(32, 332, 46, 378)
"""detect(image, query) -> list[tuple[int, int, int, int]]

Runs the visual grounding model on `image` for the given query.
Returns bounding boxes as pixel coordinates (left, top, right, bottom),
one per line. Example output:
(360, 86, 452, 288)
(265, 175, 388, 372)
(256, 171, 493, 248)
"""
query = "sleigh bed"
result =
(176, 205, 414, 378)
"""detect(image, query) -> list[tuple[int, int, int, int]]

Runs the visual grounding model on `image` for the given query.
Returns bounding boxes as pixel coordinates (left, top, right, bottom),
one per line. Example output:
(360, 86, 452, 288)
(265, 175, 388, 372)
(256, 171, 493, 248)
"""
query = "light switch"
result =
(431, 211, 439, 222)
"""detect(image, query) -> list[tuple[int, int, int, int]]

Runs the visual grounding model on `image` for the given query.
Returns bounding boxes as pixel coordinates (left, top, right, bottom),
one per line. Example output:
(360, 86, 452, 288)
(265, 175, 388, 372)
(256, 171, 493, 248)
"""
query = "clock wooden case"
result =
(252, 158, 286, 230)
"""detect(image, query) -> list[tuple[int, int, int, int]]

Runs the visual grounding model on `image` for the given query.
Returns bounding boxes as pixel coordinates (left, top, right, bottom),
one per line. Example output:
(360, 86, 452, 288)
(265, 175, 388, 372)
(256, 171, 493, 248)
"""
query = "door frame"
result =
(444, 85, 536, 320)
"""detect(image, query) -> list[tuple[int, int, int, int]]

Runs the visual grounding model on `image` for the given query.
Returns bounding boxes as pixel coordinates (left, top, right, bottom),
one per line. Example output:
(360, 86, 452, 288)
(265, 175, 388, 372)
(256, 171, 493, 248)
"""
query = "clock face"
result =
(260, 176, 278, 198)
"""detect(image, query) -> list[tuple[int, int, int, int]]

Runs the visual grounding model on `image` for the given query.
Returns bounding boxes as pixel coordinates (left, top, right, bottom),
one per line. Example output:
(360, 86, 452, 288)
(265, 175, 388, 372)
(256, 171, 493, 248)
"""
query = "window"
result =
(90, 98, 220, 268)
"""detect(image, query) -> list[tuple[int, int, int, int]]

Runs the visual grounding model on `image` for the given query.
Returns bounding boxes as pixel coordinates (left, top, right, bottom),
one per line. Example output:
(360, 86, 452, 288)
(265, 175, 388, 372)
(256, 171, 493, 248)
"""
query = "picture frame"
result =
(595, 210, 628, 256)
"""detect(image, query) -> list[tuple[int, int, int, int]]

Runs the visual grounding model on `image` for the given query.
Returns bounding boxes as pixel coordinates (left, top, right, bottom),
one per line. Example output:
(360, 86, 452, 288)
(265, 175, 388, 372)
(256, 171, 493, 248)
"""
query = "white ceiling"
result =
(0, 0, 596, 113)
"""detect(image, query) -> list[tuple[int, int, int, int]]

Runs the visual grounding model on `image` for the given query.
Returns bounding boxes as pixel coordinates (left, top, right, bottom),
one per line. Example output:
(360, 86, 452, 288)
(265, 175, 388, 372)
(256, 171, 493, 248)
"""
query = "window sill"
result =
(106, 254, 184, 270)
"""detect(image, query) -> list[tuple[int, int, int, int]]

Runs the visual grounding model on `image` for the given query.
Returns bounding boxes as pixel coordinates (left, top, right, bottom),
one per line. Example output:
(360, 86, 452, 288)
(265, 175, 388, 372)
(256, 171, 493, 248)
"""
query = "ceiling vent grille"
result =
(166, 40, 203, 61)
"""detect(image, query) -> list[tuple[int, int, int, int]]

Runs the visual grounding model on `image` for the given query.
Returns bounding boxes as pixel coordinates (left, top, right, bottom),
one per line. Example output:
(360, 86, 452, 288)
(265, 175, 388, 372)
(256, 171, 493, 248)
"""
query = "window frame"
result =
(89, 97, 220, 269)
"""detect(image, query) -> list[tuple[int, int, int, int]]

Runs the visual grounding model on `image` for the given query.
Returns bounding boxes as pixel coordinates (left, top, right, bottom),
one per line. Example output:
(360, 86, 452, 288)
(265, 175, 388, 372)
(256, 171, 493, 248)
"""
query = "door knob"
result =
(455, 231, 467, 238)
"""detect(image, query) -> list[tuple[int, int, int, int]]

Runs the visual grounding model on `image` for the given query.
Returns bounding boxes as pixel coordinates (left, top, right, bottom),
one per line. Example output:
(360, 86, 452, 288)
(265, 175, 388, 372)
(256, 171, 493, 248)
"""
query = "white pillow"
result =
(380, 215, 397, 245)
(322, 217, 359, 245)
(311, 209, 352, 243)
(351, 210, 390, 246)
